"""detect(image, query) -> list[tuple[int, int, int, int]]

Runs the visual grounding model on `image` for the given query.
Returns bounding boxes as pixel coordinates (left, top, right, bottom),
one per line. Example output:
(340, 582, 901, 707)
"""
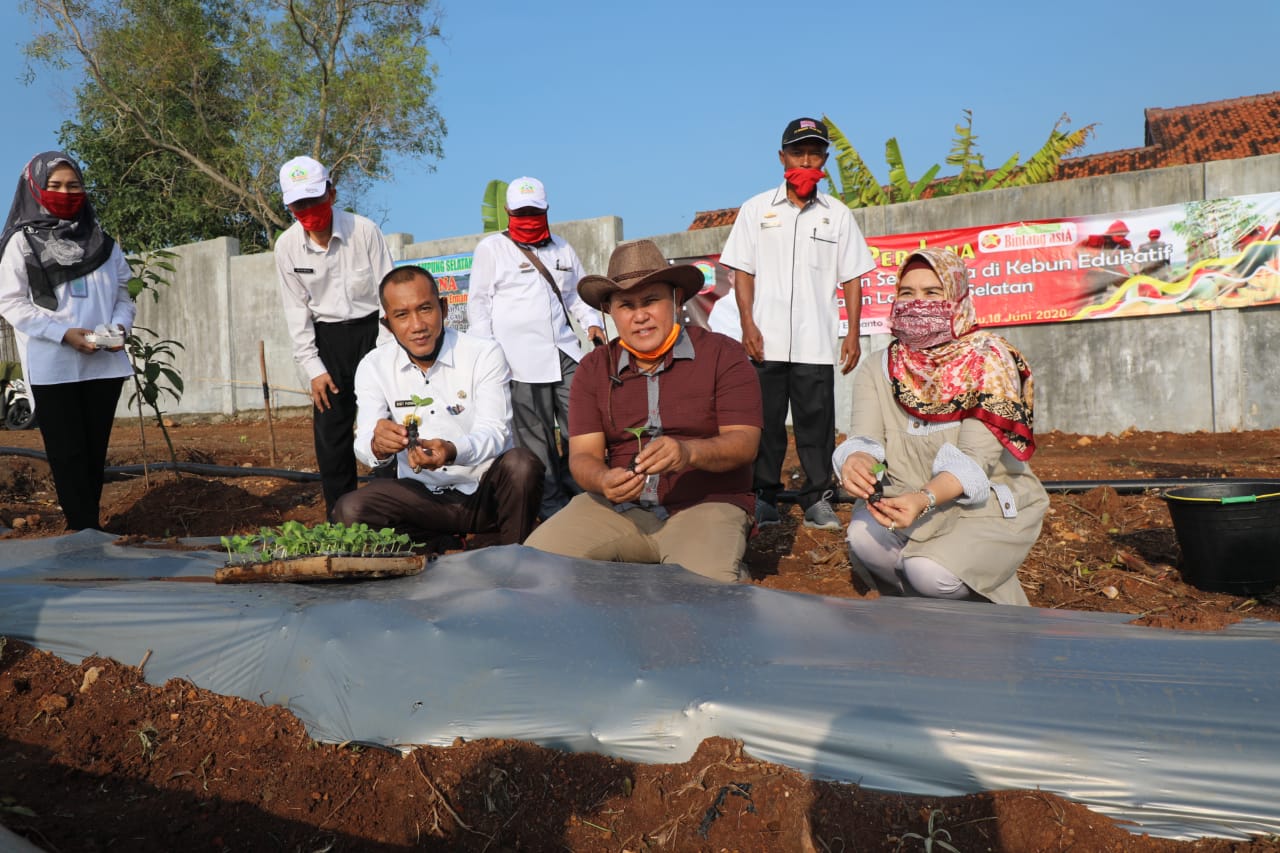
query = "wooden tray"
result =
(214, 554, 426, 584)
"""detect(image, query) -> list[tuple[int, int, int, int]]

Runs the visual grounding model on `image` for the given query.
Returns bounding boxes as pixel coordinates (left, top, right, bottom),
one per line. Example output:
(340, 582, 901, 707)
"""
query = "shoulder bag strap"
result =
(504, 232, 572, 327)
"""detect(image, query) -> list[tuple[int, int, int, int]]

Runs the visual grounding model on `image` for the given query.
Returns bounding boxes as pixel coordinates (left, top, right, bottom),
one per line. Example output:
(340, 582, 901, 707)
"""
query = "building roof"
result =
(689, 91, 1280, 230)
(688, 208, 740, 230)
(1056, 90, 1280, 179)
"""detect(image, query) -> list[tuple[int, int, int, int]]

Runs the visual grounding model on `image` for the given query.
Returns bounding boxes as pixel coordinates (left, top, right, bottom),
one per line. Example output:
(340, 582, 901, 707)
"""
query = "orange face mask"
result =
(618, 323, 680, 363)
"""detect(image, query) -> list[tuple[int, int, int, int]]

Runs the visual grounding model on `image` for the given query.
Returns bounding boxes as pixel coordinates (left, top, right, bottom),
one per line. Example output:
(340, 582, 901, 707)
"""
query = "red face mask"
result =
(508, 212, 550, 245)
(784, 167, 825, 199)
(292, 198, 334, 233)
(38, 188, 86, 220)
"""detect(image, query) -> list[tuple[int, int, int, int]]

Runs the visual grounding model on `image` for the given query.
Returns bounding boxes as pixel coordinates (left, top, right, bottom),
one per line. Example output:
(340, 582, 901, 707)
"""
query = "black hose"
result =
(781, 478, 1271, 503)
(103, 461, 324, 483)
(0, 445, 1267, 495)
(0, 446, 323, 483)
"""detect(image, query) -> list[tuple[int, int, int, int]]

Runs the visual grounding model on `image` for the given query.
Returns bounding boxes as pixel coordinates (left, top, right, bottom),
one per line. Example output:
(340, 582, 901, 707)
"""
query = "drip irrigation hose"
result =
(787, 478, 1277, 501)
(1, 446, 1275, 496)
(0, 446, 323, 483)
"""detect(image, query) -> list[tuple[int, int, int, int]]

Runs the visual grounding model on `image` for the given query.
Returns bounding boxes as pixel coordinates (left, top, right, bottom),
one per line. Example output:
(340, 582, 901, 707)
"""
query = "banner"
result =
(684, 191, 1280, 336)
(397, 253, 473, 332)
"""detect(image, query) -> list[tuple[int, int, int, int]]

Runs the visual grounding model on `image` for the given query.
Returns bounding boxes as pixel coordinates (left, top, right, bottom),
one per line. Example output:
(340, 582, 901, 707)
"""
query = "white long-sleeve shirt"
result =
(0, 238, 135, 384)
(466, 232, 600, 383)
(353, 328, 515, 494)
(274, 210, 395, 381)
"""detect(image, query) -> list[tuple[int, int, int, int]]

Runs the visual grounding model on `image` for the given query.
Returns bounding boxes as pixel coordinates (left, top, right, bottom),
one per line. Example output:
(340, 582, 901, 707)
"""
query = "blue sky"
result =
(2, 0, 1277, 246)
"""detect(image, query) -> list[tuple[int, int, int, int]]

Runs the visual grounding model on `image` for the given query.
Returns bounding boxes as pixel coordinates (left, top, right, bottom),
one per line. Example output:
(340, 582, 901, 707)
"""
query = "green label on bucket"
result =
(1221, 495, 1258, 504)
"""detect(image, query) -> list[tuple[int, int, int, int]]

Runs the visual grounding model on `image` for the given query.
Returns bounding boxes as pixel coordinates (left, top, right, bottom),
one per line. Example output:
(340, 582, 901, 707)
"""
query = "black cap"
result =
(781, 117, 829, 147)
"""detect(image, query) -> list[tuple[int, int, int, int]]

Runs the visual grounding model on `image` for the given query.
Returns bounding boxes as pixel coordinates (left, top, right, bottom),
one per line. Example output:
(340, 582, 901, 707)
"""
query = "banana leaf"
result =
(481, 179, 509, 232)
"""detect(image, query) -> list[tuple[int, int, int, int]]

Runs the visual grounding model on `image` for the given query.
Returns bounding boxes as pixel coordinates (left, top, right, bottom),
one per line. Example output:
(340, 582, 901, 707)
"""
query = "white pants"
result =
(845, 505, 976, 600)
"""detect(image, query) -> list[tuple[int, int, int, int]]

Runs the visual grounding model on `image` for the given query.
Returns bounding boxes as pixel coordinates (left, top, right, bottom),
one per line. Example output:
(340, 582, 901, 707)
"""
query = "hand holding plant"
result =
(624, 425, 662, 471)
(403, 413, 421, 446)
(869, 462, 888, 504)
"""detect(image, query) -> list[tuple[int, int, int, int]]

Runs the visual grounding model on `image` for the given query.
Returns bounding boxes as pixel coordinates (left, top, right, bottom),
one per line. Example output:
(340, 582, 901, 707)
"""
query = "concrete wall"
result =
(74, 153, 1280, 434)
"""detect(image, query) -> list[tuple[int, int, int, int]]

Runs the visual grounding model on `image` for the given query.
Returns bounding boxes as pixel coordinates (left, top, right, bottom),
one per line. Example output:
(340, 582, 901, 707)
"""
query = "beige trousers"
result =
(525, 493, 751, 583)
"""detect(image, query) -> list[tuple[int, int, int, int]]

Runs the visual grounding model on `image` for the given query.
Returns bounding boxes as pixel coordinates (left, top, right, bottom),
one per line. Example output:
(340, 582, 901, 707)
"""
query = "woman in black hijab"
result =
(0, 151, 135, 531)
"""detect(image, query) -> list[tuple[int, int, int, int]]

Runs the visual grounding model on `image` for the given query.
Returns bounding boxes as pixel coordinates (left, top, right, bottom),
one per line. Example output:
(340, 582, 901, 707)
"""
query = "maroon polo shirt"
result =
(569, 325, 762, 516)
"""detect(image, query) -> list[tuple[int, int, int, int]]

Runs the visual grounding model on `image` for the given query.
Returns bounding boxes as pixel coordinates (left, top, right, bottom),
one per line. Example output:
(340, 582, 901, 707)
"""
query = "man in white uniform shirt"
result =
(332, 266, 543, 545)
(719, 117, 876, 531)
(274, 155, 396, 517)
(467, 176, 604, 519)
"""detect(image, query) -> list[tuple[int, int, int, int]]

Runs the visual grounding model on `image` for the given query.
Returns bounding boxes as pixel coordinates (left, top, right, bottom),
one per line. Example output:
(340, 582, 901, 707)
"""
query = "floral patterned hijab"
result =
(886, 247, 1036, 460)
(0, 151, 114, 310)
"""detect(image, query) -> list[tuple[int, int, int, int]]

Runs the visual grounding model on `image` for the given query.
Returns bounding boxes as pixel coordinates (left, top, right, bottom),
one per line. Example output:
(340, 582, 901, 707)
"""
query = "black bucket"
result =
(1163, 481, 1280, 594)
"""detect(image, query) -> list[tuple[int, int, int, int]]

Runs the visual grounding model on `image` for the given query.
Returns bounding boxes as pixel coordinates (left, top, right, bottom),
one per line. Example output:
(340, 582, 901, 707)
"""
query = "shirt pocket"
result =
(351, 265, 375, 290)
(807, 227, 839, 272)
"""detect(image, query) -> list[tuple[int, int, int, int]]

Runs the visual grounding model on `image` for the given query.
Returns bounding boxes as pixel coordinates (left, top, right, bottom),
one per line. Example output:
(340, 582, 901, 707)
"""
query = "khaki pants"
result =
(525, 493, 751, 583)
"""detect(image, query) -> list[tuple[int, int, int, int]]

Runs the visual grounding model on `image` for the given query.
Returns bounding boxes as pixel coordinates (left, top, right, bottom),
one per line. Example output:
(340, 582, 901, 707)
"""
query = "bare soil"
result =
(2, 414, 1279, 852)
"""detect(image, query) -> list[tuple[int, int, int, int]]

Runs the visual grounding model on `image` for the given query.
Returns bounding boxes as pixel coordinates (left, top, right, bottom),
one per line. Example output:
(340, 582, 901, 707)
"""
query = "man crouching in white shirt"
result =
(332, 265, 544, 545)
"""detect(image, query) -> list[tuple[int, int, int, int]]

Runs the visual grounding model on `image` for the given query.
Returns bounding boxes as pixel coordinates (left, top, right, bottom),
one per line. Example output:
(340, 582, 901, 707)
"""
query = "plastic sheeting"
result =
(2, 531, 1279, 841)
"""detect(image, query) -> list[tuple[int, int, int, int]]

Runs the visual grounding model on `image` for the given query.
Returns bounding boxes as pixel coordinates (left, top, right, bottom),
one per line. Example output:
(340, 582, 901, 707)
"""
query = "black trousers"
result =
(330, 447, 545, 545)
(510, 350, 580, 519)
(313, 312, 381, 516)
(31, 377, 125, 531)
(753, 361, 836, 510)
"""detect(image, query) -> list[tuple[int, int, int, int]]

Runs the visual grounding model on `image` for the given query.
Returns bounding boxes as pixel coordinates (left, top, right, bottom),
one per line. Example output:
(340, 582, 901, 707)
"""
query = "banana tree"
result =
(823, 111, 1095, 208)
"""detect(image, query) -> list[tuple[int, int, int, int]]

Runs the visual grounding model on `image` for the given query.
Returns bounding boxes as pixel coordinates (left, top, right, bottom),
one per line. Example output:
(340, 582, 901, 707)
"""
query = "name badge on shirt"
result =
(293, 267, 315, 274)
(68, 277, 88, 298)
(760, 213, 781, 230)
(393, 399, 417, 408)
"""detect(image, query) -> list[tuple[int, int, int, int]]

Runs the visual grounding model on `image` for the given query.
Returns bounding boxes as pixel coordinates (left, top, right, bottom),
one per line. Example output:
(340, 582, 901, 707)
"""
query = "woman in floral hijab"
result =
(0, 151, 135, 531)
(832, 248, 1047, 604)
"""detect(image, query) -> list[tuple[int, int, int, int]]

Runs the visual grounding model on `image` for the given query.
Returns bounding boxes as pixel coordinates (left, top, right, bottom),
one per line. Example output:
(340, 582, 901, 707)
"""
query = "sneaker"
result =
(803, 493, 842, 530)
(755, 499, 781, 528)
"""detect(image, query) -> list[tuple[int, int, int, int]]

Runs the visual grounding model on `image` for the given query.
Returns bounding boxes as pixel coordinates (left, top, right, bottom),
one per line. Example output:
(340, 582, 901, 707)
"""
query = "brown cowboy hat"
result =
(578, 239, 705, 312)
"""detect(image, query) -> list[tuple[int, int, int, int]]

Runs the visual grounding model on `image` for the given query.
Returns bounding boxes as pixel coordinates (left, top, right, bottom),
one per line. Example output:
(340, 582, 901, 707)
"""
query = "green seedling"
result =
(896, 808, 960, 853)
(624, 425, 661, 471)
(409, 395, 434, 408)
(221, 522, 419, 564)
(624, 427, 646, 471)
(869, 462, 888, 503)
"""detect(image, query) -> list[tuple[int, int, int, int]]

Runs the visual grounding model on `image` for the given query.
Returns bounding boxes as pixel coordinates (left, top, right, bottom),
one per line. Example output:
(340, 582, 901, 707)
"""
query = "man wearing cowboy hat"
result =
(524, 240, 762, 583)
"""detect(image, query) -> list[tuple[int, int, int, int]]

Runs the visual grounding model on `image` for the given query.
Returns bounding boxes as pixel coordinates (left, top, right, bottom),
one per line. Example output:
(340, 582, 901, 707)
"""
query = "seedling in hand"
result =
(868, 462, 888, 504)
(403, 413, 423, 472)
(403, 413, 421, 445)
(624, 425, 661, 471)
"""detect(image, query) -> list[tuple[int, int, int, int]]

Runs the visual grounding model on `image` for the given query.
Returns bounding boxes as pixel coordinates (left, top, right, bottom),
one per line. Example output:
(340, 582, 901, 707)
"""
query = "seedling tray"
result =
(214, 554, 425, 584)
